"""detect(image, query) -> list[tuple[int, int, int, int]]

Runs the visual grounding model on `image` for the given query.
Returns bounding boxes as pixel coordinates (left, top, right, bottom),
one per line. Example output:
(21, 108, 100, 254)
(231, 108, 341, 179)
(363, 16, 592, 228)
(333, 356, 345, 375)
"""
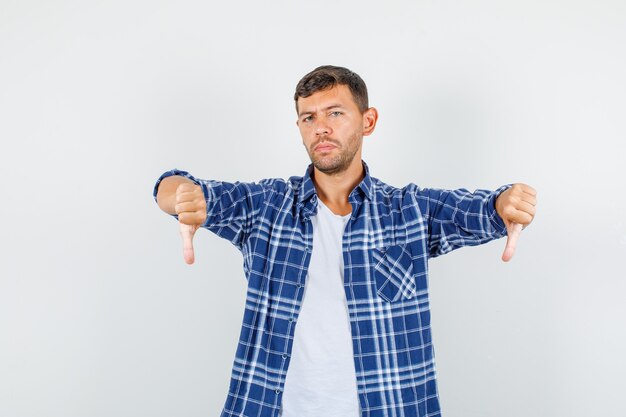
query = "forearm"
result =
(153, 169, 272, 249)
(156, 175, 196, 215)
(420, 186, 510, 257)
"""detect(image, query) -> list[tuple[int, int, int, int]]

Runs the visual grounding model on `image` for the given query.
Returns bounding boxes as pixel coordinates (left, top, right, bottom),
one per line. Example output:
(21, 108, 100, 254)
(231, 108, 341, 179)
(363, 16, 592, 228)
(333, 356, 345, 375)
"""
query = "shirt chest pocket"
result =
(372, 244, 418, 303)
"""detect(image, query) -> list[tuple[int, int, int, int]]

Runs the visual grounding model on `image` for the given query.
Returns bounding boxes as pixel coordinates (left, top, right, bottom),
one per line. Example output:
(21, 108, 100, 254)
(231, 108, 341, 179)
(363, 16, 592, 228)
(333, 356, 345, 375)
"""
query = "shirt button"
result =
(304, 246, 311, 252)
(282, 353, 288, 359)
(288, 317, 295, 323)
(275, 388, 281, 394)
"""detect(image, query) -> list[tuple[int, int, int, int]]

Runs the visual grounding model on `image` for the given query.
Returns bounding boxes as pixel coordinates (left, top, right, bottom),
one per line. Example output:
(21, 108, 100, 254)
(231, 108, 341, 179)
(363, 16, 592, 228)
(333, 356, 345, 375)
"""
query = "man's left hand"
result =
(495, 183, 537, 262)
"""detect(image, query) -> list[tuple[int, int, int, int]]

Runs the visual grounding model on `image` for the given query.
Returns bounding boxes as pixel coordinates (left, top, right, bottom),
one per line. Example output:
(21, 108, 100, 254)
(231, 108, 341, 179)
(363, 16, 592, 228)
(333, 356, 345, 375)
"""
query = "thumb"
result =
(502, 222, 523, 262)
(179, 223, 199, 265)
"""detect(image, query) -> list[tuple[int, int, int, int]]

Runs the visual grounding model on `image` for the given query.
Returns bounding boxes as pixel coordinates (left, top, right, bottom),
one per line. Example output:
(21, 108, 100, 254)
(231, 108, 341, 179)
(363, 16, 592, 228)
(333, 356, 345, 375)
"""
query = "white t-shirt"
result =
(279, 199, 360, 417)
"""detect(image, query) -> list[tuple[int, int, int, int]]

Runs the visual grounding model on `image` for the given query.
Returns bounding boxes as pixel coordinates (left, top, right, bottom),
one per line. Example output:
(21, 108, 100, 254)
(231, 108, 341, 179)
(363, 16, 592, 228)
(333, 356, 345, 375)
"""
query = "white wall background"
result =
(1, 1, 625, 416)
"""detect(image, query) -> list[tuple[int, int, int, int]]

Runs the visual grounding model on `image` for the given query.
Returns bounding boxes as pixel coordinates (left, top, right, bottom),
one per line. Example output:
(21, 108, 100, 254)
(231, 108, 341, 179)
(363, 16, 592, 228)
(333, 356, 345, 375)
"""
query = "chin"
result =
(314, 161, 348, 175)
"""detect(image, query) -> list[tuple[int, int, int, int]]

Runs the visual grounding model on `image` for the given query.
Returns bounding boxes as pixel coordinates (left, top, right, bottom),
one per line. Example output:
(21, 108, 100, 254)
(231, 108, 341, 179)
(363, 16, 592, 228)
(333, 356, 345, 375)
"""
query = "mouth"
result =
(314, 142, 338, 152)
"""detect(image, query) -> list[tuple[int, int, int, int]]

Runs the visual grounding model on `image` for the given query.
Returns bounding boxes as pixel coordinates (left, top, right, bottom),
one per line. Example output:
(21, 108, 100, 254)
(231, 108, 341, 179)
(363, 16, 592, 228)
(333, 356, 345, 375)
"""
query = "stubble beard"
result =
(307, 132, 362, 175)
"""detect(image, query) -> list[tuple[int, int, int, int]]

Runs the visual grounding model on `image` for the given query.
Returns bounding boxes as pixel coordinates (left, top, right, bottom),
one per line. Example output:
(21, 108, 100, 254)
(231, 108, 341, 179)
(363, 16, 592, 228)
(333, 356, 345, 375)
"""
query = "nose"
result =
(314, 118, 332, 136)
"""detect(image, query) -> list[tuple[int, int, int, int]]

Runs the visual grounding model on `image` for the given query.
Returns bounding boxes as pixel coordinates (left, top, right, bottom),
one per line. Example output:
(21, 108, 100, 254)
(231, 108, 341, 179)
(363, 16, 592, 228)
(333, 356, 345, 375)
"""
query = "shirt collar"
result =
(298, 160, 374, 206)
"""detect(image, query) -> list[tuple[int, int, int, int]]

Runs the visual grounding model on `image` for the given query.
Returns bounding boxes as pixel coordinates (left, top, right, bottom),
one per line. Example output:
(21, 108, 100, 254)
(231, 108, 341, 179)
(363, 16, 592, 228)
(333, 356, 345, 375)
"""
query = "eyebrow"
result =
(298, 104, 345, 118)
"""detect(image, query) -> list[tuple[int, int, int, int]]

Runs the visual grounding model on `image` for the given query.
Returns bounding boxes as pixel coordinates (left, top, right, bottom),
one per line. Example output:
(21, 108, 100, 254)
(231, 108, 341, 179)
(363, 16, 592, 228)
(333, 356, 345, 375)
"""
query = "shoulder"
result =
(250, 175, 303, 199)
(370, 176, 422, 200)
(257, 177, 290, 188)
(255, 176, 301, 191)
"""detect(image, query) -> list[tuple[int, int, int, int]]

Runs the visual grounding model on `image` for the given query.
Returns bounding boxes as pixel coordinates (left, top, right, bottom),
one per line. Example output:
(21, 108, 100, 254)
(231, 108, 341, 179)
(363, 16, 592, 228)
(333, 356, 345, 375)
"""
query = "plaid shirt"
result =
(153, 162, 509, 417)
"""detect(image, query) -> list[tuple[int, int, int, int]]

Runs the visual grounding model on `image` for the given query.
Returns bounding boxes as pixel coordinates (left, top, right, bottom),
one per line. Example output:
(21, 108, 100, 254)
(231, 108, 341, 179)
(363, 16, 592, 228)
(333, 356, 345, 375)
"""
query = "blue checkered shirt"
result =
(153, 162, 510, 417)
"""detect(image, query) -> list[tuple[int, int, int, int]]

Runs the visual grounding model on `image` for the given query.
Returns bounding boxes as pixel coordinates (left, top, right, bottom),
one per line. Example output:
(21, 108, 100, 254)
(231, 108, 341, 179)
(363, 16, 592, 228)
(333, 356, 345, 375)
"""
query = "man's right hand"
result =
(174, 183, 207, 264)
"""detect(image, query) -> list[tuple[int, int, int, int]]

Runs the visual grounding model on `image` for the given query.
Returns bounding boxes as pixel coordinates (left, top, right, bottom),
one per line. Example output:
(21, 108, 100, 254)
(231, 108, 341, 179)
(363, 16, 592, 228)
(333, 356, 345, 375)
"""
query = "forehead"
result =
(297, 84, 358, 114)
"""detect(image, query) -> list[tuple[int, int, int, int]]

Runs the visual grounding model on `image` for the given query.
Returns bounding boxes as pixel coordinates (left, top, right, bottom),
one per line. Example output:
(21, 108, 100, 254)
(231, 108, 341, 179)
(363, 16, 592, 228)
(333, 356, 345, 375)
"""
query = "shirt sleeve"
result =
(415, 185, 511, 258)
(153, 169, 269, 250)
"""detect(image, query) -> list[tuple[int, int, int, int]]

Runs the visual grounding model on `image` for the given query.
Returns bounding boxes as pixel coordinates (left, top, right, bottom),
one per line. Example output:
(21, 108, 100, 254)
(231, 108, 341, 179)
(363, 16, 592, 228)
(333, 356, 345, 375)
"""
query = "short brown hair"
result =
(294, 65, 369, 113)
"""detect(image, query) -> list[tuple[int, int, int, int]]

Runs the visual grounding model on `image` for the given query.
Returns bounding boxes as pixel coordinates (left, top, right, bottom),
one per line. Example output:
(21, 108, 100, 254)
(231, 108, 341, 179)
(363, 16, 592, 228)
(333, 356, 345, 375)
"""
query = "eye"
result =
(302, 115, 313, 123)
(330, 111, 342, 117)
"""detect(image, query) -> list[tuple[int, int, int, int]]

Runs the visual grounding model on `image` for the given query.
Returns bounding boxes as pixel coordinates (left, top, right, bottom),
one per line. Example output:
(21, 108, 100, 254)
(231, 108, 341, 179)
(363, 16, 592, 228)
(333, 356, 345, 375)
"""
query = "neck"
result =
(312, 158, 364, 215)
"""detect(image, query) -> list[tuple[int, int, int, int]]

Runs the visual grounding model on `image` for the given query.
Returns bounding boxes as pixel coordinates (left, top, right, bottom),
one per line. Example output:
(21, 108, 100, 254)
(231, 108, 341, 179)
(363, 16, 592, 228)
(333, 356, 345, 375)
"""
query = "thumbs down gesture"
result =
(174, 183, 207, 265)
(495, 183, 537, 262)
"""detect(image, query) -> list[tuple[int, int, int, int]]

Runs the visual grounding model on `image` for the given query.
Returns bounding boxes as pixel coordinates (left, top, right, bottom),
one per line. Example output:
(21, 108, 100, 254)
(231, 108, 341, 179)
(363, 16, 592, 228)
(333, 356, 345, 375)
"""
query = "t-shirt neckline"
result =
(317, 198, 351, 220)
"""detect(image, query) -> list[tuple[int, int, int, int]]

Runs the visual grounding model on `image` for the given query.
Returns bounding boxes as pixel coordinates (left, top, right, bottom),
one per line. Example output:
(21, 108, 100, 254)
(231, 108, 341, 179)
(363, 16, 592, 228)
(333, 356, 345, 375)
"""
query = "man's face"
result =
(296, 85, 369, 175)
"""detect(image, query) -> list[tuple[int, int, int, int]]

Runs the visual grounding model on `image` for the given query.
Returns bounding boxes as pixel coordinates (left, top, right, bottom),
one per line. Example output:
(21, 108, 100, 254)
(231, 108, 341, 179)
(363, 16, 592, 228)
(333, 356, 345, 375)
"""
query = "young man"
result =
(154, 65, 537, 417)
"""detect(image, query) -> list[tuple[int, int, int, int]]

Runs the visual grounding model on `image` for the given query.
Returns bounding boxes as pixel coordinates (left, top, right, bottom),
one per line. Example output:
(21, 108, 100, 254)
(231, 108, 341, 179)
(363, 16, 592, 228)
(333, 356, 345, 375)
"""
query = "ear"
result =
(362, 107, 378, 137)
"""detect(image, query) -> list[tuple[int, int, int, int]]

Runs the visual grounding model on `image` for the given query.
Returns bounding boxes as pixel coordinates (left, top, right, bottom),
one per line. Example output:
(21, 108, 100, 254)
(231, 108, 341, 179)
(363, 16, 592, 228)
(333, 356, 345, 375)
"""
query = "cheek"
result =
(299, 130, 312, 147)
(298, 123, 310, 135)
(335, 117, 356, 131)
